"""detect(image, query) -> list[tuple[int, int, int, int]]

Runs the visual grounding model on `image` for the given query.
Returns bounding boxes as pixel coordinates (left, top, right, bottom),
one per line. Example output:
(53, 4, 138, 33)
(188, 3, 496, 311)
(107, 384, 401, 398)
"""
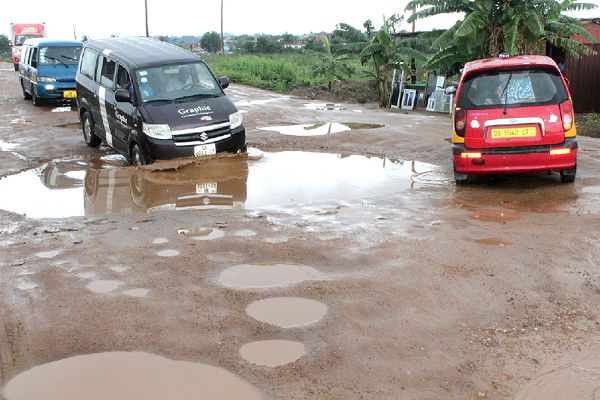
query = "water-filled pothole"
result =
(303, 103, 348, 111)
(157, 249, 180, 257)
(2, 351, 261, 400)
(246, 297, 328, 328)
(258, 122, 384, 136)
(472, 211, 521, 223)
(240, 340, 305, 367)
(0, 151, 438, 218)
(86, 280, 124, 294)
(219, 264, 324, 289)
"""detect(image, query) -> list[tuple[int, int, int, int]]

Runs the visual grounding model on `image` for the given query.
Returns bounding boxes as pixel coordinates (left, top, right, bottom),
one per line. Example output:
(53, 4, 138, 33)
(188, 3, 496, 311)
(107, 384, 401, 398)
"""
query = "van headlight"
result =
(143, 123, 172, 139)
(37, 76, 56, 82)
(229, 111, 243, 129)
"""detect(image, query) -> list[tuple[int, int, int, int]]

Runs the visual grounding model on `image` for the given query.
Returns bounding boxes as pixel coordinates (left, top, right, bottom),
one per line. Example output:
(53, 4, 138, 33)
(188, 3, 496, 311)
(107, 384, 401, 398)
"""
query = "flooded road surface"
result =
(239, 340, 306, 367)
(0, 150, 437, 218)
(258, 122, 384, 136)
(218, 264, 324, 289)
(2, 352, 261, 400)
(246, 297, 328, 328)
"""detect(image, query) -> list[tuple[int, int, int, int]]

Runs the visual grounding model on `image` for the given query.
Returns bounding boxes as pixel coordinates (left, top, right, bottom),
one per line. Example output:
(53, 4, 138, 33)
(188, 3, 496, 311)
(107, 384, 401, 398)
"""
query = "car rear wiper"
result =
(43, 55, 69, 68)
(500, 72, 513, 115)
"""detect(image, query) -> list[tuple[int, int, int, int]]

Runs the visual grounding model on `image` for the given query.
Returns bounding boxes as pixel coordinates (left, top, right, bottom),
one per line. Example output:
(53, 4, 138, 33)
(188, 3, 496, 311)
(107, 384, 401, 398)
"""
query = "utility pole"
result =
(410, 5, 416, 84)
(73, 24, 77, 40)
(220, 0, 225, 55)
(145, 0, 149, 37)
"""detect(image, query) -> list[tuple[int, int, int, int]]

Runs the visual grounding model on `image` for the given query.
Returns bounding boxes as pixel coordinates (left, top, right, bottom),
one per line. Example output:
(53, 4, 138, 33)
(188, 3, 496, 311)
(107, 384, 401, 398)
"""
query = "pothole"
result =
(239, 340, 306, 367)
(122, 288, 150, 298)
(152, 238, 169, 244)
(303, 103, 347, 111)
(475, 237, 511, 246)
(246, 297, 328, 328)
(258, 122, 384, 136)
(472, 211, 521, 223)
(218, 264, 324, 289)
(179, 228, 225, 241)
(86, 280, 124, 294)
(234, 229, 256, 237)
(156, 249, 180, 257)
(35, 250, 61, 259)
(1, 351, 261, 400)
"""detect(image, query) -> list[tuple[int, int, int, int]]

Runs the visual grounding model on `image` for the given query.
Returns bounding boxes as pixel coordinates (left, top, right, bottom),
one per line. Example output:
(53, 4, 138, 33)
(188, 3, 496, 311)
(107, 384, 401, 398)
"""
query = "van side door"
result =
(95, 55, 118, 148)
(113, 64, 136, 154)
(77, 48, 100, 131)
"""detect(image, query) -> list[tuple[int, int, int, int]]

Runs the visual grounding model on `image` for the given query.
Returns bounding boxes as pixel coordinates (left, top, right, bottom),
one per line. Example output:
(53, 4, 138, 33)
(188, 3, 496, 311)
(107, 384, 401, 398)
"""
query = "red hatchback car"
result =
(451, 55, 577, 184)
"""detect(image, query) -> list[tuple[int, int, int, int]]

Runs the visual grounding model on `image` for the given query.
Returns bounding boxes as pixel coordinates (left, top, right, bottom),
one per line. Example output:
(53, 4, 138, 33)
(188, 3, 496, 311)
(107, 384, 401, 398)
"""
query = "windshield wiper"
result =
(174, 93, 220, 102)
(500, 72, 513, 115)
(144, 97, 176, 103)
(43, 55, 69, 68)
(60, 54, 78, 62)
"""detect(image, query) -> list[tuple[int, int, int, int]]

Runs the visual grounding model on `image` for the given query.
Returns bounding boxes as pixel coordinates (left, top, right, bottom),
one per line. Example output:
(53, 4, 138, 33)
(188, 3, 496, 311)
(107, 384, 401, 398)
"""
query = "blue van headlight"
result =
(143, 123, 172, 139)
(229, 112, 243, 129)
(37, 76, 57, 82)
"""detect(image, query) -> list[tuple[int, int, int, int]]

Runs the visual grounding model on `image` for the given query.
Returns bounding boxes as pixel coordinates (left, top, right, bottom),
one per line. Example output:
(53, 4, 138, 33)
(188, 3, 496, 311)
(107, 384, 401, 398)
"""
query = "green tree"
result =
(334, 17, 426, 107)
(201, 31, 222, 54)
(311, 36, 353, 92)
(80, 35, 89, 43)
(304, 35, 326, 52)
(406, 0, 597, 73)
(256, 36, 283, 53)
(0, 34, 10, 61)
(281, 33, 297, 45)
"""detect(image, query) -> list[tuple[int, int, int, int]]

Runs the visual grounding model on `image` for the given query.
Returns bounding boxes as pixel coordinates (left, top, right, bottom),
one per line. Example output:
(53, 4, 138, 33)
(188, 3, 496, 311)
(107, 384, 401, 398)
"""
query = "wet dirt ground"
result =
(2, 61, 600, 399)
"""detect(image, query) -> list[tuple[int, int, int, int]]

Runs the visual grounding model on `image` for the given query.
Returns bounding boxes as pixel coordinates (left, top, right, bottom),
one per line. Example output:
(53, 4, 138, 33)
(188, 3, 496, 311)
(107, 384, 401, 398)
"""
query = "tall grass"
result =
(203, 53, 370, 93)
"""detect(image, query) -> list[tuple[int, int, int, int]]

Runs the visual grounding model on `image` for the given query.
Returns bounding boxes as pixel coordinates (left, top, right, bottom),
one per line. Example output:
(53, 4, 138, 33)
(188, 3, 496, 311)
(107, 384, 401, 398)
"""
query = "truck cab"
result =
(10, 23, 45, 71)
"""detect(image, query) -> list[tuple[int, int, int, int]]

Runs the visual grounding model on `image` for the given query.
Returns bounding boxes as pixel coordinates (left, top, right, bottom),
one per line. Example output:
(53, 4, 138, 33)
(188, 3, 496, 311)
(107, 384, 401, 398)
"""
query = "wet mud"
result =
(245, 297, 328, 328)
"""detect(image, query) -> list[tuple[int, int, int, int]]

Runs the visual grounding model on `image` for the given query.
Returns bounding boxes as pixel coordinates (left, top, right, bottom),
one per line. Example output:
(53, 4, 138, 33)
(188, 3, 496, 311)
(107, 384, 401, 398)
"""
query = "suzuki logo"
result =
(200, 132, 208, 141)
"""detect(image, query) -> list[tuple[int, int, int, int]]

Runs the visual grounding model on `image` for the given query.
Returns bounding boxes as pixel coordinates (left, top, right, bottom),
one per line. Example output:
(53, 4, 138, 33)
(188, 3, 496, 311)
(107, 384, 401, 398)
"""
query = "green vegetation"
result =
(310, 36, 353, 92)
(576, 113, 600, 137)
(204, 53, 369, 92)
(407, 0, 598, 74)
(0, 34, 11, 63)
(201, 31, 221, 54)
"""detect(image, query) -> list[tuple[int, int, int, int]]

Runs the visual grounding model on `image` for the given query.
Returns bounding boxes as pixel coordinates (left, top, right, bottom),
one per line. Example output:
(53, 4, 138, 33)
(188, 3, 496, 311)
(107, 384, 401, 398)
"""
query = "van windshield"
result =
(135, 62, 223, 103)
(458, 68, 568, 110)
(39, 46, 81, 66)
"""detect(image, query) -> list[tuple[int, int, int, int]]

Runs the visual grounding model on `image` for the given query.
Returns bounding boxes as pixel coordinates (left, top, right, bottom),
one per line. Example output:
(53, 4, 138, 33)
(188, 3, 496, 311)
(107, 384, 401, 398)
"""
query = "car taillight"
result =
(454, 107, 467, 137)
(560, 100, 573, 132)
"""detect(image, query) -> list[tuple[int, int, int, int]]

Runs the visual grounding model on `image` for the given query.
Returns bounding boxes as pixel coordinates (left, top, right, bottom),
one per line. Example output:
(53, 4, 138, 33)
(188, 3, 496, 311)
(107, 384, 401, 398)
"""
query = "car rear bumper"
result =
(453, 138, 578, 174)
(146, 126, 246, 160)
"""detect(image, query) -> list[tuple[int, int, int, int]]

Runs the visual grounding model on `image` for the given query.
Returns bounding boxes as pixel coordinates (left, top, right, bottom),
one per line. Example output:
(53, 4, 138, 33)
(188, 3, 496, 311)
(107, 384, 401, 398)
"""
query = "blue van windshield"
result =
(39, 46, 82, 66)
(135, 62, 222, 103)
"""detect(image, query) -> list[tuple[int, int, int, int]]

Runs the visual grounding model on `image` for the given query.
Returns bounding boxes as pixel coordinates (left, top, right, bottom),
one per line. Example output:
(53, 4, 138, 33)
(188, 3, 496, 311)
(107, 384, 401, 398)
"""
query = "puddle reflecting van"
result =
(451, 55, 577, 184)
(76, 37, 245, 165)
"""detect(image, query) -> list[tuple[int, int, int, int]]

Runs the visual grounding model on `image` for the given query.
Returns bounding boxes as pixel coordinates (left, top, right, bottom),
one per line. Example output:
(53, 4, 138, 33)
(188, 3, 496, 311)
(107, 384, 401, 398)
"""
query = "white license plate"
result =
(196, 182, 217, 194)
(194, 143, 216, 157)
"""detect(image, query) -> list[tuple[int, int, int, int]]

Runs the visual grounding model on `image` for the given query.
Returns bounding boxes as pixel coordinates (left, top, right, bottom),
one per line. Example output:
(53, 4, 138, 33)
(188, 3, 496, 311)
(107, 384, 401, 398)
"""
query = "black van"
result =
(76, 37, 245, 165)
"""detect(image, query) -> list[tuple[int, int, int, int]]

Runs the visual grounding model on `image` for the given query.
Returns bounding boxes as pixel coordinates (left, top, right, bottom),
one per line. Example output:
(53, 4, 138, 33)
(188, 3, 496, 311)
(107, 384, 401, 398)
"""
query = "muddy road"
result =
(1, 61, 600, 399)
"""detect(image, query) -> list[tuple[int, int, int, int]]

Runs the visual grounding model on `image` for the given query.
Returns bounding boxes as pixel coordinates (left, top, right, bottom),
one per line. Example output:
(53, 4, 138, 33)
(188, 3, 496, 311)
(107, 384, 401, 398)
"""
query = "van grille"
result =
(172, 126, 231, 144)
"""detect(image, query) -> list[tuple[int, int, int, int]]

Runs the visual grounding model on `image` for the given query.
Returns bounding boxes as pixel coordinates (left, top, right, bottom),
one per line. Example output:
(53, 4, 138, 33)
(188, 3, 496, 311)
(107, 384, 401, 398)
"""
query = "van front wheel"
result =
(31, 86, 42, 106)
(560, 166, 576, 183)
(82, 111, 101, 147)
(130, 143, 151, 166)
(21, 79, 31, 100)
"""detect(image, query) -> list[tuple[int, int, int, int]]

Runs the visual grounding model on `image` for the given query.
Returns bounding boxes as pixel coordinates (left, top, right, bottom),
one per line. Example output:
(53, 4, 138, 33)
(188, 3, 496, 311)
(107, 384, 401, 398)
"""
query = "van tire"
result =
(130, 143, 151, 166)
(560, 166, 576, 183)
(454, 168, 469, 185)
(21, 79, 32, 100)
(31, 86, 42, 106)
(82, 111, 101, 147)
(14, 64, 19, 72)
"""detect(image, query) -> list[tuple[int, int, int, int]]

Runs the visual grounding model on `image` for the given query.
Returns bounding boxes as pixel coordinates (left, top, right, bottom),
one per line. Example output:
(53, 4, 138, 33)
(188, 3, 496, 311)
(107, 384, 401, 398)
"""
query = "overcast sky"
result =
(2, 0, 600, 40)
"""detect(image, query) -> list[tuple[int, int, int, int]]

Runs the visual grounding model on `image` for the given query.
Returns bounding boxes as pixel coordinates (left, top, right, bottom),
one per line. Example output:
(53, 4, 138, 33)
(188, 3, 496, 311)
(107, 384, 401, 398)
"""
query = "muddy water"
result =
(219, 264, 324, 289)
(156, 249, 180, 257)
(0, 151, 436, 218)
(86, 280, 124, 294)
(303, 103, 348, 111)
(122, 288, 150, 298)
(515, 354, 600, 400)
(258, 122, 384, 136)
(246, 297, 328, 328)
(239, 340, 306, 367)
(2, 351, 261, 400)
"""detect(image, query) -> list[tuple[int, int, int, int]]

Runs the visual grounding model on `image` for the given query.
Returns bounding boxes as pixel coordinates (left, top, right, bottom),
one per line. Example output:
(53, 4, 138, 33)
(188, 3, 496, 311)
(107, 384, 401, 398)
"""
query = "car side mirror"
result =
(115, 88, 131, 103)
(445, 86, 457, 95)
(219, 76, 229, 89)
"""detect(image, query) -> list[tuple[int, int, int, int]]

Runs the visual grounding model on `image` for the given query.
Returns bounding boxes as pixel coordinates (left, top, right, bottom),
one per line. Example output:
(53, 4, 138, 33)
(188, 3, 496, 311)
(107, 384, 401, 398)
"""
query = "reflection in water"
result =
(258, 122, 384, 136)
(0, 151, 437, 218)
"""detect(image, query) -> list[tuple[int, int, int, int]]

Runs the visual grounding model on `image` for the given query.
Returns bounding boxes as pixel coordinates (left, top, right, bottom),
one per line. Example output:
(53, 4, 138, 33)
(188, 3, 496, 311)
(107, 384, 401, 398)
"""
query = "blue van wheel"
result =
(21, 79, 32, 100)
(31, 86, 42, 106)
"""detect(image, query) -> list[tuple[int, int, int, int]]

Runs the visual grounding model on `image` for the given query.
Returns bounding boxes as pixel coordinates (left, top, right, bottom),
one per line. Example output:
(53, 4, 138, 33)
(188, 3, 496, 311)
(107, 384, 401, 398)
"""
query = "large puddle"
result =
(218, 264, 324, 289)
(258, 122, 384, 136)
(2, 351, 261, 400)
(245, 297, 328, 328)
(239, 340, 305, 367)
(0, 151, 437, 218)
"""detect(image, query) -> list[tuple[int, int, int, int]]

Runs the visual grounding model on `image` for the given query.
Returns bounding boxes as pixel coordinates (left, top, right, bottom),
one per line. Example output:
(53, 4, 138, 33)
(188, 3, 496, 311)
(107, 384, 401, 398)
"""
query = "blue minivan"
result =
(18, 39, 82, 106)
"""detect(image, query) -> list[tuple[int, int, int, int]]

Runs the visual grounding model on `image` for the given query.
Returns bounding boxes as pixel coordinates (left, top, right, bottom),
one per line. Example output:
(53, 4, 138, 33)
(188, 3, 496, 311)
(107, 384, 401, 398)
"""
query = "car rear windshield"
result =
(457, 68, 568, 110)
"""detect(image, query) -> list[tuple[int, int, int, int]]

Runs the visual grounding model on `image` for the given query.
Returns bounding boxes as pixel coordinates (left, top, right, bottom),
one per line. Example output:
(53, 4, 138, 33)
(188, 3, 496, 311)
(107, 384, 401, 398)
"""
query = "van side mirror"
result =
(115, 88, 131, 103)
(219, 76, 229, 89)
(445, 86, 457, 95)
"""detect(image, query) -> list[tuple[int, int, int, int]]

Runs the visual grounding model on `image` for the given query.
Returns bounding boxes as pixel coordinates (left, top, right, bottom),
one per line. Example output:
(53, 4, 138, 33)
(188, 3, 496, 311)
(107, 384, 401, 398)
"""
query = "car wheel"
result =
(14, 64, 19, 72)
(454, 167, 469, 186)
(130, 142, 151, 166)
(82, 111, 101, 147)
(21, 79, 31, 100)
(560, 166, 576, 183)
(31, 86, 42, 106)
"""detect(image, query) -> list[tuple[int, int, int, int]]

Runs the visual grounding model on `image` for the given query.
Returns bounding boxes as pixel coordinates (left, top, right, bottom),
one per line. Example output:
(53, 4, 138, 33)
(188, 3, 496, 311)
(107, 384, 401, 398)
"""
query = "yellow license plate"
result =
(491, 126, 536, 139)
(63, 90, 77, 99)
